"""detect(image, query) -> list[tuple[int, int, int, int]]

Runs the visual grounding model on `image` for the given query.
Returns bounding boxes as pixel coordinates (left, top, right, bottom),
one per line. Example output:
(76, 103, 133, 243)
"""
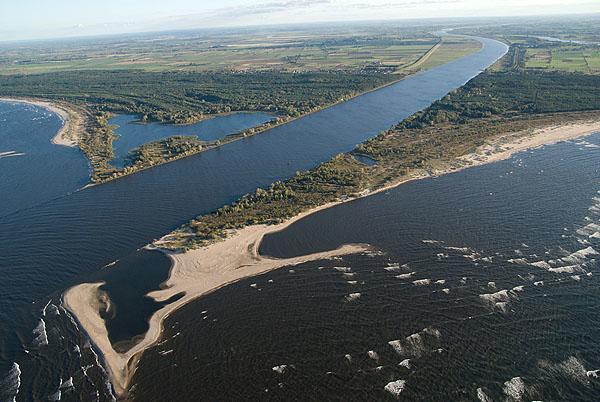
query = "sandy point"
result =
(0, 97, 82, 147)
(63, 202, 371, 398)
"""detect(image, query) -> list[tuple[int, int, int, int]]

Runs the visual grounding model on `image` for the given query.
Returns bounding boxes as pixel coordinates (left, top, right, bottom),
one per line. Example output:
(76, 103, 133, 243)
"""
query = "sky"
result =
(1, 0, 599, 41)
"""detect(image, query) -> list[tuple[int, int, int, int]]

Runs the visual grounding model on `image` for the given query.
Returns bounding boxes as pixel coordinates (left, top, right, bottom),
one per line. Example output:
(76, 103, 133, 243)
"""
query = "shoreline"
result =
(0, 97, 82, 148)
(2, 36, 481, 188)
(64, 215, 370, 396)
(63, 119, 600, 398)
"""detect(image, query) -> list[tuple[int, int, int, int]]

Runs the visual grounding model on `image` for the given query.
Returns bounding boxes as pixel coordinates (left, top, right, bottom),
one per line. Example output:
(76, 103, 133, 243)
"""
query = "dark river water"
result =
(0, 36, 509, 401)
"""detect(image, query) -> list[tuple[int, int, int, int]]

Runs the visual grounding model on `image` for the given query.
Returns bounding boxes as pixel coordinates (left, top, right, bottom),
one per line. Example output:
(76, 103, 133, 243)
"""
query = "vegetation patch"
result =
(1, 28, 484, 183)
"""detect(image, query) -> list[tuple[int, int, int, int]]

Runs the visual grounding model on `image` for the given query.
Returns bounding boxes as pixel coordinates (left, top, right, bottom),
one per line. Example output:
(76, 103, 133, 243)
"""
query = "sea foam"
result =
(476, 387, 493, 402)
(272, 365, 289, 374)
(388, 327, 441, 358)
(33, 318, 49, 346)
(384, 379, 406, 398)
(345, 293, 361, 302)
(503, 376, 526, 401)
(0, 363, 21, 401)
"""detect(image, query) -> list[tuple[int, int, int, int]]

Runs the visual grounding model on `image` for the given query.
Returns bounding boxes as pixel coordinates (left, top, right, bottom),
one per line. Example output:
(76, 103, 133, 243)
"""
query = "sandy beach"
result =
(0, 97, 82, 147)
(64, 215, 370, 396)
(63, 118, 600, 398)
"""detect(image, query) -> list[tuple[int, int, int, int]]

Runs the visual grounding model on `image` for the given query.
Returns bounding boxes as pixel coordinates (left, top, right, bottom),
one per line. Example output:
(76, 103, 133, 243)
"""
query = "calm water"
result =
(0, 101, 88, 217)
(95, 250, 183, 352)
(133, 134, 600, 401)
(109, 112, 274, 168)
(0, 36, 507, 400)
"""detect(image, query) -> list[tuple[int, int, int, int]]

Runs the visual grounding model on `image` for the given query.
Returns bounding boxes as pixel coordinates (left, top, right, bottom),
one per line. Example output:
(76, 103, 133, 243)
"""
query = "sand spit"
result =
(0, 97, 83, 147)
(64, 202, 370, 397)
(63, 118, 600, 397)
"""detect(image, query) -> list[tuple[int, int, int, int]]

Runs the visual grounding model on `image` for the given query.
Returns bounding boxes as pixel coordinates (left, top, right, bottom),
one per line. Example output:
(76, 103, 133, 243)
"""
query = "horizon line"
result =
(1, 11, 599, 45)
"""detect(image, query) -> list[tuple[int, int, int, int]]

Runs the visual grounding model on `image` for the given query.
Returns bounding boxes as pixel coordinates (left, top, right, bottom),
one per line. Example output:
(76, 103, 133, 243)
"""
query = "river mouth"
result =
(0, 35, 508, 399)
(130, 133, 600, 401)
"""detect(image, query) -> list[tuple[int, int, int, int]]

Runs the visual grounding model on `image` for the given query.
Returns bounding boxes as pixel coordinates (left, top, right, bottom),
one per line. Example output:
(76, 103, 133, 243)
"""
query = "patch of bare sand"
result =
(64, 202, 370, 396)
(459, 120, 600, 168)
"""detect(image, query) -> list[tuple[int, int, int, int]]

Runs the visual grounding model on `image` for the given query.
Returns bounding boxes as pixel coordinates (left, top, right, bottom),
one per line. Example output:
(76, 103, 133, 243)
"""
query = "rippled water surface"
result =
(133, 134, 600, 401)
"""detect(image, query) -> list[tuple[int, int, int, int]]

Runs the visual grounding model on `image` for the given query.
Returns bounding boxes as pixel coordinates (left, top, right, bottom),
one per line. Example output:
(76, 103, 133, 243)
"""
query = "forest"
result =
(0, 26, 482, 183)
(1, 70, 395, 182)
(1, 70, 394, 123)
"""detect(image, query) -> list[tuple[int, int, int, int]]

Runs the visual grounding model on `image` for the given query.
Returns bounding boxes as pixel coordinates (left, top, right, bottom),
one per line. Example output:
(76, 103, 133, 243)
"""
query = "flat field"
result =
(0, 26, 479, 75)
(524, 45, 600, 74)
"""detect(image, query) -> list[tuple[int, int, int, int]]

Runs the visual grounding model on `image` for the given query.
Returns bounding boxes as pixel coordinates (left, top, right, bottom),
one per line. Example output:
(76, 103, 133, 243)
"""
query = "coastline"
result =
(0, 97, 82, 148)
(2, 36, 482, 187)
(64, 215, 370, 396)
(63, 119, 600, 398)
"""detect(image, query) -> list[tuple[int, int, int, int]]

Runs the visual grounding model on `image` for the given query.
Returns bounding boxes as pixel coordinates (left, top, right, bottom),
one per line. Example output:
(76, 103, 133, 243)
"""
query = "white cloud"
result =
(1, 0, 598, 41)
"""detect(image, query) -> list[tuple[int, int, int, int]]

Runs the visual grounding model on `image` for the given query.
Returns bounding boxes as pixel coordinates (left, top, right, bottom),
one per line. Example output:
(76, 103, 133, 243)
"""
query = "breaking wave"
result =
(0, 363, 21, 402)
(33, 318, 49, 347)
(388, 327, 441, 358)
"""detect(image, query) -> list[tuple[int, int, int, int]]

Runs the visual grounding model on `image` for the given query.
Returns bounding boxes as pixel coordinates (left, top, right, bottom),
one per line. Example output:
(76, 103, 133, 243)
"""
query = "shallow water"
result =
(0, 36, 507, 400)
(94, 250, 182, 351)
(132, 134, 600, 401)
(352, 153, 378, 166)
(109, 112, 274, 168)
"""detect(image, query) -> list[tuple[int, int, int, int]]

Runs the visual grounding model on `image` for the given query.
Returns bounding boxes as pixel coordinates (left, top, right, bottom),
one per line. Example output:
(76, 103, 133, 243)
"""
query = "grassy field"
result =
(0, 34, 481, 76)
(524, 45, 600, 74)
(0, 25, 451, 75)
(415, 37, 481, 70)
(456, 15, 600, 75)
(0, 23, 484, 183)
(456, 14, 600, 44)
